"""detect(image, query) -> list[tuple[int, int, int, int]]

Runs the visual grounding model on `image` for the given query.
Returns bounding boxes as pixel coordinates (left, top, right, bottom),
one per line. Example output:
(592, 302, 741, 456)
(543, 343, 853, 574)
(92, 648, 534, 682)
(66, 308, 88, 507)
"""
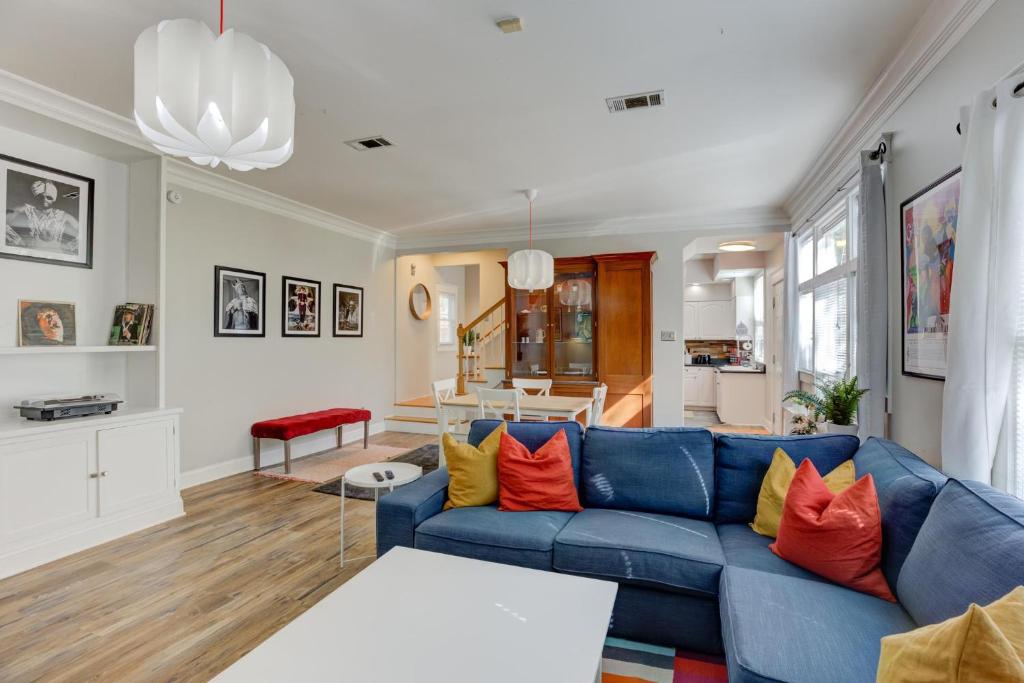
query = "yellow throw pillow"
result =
(442, 422, 507, 510)
(877, 586, 1024, 682)
(749, 447, 855, 538)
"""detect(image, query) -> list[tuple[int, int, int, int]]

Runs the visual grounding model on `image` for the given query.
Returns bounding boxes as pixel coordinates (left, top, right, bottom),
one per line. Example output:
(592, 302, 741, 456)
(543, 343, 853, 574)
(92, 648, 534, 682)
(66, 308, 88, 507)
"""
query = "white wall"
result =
(164, 185, 396, 478)
(880, 0, 1024, 465)
(0, 125, 129, 409)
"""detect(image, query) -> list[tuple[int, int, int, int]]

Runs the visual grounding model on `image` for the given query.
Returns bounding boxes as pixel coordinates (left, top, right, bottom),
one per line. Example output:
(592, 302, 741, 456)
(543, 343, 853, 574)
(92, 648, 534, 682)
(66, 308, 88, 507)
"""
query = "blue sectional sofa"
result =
(377, 421, 1024, 683)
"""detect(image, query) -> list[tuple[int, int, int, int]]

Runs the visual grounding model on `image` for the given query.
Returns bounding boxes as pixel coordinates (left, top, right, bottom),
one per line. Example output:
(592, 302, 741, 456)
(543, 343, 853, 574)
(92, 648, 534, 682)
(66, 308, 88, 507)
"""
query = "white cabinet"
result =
(686, 301, 736, 340)
(716, 371, 766, 426)
(0, 409, 183, 579)
(684, 367, 717, 407)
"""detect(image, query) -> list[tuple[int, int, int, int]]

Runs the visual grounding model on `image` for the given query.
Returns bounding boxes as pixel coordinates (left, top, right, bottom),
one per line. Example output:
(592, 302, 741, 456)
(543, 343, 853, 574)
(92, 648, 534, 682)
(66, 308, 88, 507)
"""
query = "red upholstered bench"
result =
(251, 408, 371, 473)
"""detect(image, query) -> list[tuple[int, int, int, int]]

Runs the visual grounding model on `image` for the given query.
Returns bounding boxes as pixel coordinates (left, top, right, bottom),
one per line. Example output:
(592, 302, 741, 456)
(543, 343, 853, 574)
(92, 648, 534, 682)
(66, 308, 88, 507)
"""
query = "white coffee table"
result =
(339, 462, 422, 567)
(213, 547, 617, 683)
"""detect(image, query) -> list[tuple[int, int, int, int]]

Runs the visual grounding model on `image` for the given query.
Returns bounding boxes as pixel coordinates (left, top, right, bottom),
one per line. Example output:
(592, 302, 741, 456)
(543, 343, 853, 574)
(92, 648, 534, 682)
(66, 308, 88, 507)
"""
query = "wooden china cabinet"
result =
(501, 251, 655, 427)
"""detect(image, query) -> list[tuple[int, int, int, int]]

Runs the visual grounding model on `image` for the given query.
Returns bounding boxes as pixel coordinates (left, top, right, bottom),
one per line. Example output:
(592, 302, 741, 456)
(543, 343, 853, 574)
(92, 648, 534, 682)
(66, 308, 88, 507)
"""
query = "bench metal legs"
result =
(283, 441, 292, 474)
(252, 420, 370, 475)
(364, 420, 369, 448)
(336, 425, 343, 448)
(253, 437, 261, 470)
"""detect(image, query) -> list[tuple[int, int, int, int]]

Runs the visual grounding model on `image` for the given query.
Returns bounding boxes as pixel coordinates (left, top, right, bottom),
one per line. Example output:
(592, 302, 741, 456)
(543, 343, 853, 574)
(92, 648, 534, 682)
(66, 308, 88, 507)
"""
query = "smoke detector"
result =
(606, 90, 664, 113)
(345, 136, 394, 151)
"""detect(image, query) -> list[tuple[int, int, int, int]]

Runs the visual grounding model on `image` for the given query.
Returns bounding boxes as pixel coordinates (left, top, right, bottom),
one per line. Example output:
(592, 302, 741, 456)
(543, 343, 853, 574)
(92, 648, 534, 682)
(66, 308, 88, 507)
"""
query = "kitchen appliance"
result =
(15, 394, 123, 421)
(692, 354, 714, 365)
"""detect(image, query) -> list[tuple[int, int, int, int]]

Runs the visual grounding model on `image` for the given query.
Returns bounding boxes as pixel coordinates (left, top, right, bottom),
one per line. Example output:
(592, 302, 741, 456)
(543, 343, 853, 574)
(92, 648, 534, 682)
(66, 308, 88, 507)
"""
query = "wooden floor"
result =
(0, 432, 433, 683)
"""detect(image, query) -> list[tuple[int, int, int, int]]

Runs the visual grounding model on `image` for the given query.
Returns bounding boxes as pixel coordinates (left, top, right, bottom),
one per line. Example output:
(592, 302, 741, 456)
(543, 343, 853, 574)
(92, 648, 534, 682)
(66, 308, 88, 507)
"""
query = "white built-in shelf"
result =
(0, 345, 156, 356)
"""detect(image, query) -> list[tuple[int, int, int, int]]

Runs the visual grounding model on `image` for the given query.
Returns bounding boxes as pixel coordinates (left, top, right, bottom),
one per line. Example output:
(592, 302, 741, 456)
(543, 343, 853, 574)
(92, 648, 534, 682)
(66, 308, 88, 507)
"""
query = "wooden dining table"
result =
(439, 392, 594, 427)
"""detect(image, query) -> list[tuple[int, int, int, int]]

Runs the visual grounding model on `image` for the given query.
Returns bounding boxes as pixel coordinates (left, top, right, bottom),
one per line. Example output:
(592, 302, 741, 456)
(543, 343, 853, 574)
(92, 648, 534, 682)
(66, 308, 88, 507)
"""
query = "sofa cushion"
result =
(853, 437, 947, 588)
(469, 420, 584, 487)
(715, 434, 860, 523)
(717, 523, 828, 584)
(553, 508, 724, 597)
(414, 505, 574, 571)
(720, 567, 916, 683)
(896, 479, 1024, 626)
(581, 426, 715, 519)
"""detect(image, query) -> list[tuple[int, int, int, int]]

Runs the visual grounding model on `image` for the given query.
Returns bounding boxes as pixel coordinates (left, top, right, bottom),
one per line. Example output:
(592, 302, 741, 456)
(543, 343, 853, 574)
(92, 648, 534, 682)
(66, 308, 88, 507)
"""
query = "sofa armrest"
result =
(376, 467, 450, 557)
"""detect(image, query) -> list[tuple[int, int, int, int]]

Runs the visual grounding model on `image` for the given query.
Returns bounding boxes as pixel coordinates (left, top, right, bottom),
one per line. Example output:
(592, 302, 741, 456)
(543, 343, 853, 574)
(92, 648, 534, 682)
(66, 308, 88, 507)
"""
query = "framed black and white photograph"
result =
(333, 284, 363, 337)
(1, 154, 94, 268)
(214, 266, 266, 337)
(283, 276, 321, 337)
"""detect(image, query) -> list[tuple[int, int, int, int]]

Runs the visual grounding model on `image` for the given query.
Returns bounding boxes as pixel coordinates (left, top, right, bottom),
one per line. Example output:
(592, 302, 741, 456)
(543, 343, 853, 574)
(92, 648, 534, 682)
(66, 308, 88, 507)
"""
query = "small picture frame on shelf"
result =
(1, 154, 94, 269)
(109, 303, 154, 345)
(282, 276, 320, 337)
(18, 299, 76, 346)
(333, 284, 363, 337)
(214, 266, 266, 337)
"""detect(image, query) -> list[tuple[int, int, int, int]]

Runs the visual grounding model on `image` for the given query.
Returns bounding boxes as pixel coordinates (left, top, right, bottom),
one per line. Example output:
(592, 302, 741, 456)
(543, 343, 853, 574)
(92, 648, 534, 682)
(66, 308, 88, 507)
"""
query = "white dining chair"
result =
(431, 378, 459, 466)
(476, 387, 521, 422)
(512, 378, 553, 421)
(589, 383, 608, 427)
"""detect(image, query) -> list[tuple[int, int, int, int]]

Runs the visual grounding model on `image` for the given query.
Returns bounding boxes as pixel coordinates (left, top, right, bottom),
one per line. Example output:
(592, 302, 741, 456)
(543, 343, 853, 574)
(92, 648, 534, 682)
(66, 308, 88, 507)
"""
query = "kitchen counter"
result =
(716, 365, 765, 374)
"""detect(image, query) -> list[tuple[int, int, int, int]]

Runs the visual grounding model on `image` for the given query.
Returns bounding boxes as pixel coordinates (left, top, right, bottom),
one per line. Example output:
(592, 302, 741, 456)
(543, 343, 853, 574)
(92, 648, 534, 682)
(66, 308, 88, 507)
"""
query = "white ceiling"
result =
(0, 1, 932, 242)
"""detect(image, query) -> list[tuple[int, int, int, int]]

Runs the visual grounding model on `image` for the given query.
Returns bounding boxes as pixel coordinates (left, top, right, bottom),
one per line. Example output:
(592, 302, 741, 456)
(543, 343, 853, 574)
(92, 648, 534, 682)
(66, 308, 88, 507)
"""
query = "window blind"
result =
(813, 277, 848, 382)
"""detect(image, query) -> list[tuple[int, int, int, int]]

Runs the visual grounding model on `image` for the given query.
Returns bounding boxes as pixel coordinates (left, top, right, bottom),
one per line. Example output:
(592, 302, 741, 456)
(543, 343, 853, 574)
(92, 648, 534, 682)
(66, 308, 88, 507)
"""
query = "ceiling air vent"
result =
(345, 136, 394, 151)
(605, 90, 664, 113)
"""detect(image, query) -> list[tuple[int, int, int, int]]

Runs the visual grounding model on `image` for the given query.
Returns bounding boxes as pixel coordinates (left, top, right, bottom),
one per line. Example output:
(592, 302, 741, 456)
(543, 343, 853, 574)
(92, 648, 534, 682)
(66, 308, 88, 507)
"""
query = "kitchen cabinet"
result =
(683, 303, 700, 340)
(685, 300, 736, 340)
(684, 367, 716, 408)
(716, 370, 766, 426)
(0, 409, 183, 579)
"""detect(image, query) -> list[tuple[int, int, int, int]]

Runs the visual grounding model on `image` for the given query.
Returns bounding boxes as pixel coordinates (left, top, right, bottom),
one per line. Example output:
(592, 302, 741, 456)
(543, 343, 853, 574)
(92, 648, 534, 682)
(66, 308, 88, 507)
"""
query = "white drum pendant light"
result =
(507, 189, 554, 290)
(133, 0, 295, 171)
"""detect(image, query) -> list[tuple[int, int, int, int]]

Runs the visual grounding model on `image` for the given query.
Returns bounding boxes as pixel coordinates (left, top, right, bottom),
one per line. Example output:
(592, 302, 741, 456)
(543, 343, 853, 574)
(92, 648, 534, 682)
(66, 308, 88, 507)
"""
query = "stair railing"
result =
(456, 297, 505, 395)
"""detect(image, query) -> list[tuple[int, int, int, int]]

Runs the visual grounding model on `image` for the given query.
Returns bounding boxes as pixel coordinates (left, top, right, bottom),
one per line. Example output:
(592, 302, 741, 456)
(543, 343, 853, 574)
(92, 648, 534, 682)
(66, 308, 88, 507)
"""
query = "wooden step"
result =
(394, 395, 435, 408)
(384, 415, 467, 426)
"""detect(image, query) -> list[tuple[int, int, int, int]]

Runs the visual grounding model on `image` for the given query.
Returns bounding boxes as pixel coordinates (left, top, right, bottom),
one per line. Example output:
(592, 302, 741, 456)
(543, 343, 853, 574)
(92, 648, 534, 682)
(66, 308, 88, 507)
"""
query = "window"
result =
(437, 285, 457, 348)
(753, 273, 765, 363)
(796, 187, 859, 383)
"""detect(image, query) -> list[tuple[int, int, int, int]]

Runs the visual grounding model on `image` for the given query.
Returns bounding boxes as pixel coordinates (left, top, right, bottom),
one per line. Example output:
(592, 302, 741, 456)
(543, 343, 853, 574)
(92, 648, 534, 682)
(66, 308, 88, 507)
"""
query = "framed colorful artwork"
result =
(900, 167, 960, 380)
(282, 275, 321, 337)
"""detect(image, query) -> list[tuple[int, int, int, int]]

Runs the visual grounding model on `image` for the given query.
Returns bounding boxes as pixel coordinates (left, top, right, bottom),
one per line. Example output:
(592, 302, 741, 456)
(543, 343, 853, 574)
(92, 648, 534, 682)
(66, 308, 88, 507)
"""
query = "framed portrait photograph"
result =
(901, 167, 960, 381)
(1, 154, 94, 268)
(109, 303, 153, 346)
(283, 276, 321, 337)
(214, 266, 266, 337)
(333, 284, 364, 337)
(18, 300, 76, 346)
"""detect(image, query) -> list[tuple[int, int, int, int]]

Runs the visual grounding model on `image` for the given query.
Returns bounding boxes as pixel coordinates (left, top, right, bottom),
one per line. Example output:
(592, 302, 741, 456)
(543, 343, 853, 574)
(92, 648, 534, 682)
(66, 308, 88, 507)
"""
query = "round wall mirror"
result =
(409, 283, 432, 320)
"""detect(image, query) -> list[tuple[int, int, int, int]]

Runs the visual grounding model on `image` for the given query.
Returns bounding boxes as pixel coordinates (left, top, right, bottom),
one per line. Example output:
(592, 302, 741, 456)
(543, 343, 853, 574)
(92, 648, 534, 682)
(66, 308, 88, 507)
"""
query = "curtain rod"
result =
(795, 137, 887, 232)
(956, 61, 1024, 135)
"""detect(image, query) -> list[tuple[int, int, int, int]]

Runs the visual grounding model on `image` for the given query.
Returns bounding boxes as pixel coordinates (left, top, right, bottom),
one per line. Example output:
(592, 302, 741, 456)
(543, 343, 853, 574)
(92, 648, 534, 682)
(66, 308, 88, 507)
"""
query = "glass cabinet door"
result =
(510, 289, 550, 377)
(552, 269, 596, 380)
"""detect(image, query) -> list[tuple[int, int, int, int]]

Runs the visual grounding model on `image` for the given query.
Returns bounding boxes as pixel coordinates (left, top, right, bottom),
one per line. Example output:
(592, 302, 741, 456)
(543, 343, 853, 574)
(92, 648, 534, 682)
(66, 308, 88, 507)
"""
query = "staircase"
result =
(387, 297, 506, 435)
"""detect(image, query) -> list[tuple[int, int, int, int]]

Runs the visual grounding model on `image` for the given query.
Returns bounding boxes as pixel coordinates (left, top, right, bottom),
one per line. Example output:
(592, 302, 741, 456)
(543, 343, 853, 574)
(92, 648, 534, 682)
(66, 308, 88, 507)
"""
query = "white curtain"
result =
(856, 142, 889, 440)
(781, 232, 800, 401)
(941, 74, 1024, 486)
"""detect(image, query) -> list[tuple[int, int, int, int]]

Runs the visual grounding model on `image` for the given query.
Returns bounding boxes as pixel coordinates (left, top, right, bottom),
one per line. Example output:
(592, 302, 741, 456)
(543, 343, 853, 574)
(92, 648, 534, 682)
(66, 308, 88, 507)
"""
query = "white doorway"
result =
(768, 277, 785, 434)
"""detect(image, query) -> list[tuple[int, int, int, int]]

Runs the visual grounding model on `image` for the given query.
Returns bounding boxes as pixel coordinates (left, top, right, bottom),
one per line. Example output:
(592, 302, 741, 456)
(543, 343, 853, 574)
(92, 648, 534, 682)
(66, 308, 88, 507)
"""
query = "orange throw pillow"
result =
(770, 459, 895, 601)
(497, 430, 582, 512)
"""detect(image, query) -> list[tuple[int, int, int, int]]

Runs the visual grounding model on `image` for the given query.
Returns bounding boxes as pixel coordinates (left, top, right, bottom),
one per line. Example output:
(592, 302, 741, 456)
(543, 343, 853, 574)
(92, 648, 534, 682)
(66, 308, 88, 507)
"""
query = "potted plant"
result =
(461, 329, 477, 356)
(784, 376, 867, 436)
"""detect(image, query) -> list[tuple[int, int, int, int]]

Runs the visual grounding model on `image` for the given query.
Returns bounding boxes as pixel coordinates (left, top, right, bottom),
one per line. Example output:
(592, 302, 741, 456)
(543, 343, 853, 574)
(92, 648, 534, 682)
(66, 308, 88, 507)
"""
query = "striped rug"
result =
(602, 638, 727, 683)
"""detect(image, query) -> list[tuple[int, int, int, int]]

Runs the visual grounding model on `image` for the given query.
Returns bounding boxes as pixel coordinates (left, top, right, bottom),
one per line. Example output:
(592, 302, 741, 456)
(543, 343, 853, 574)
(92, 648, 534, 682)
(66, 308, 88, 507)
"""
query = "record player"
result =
(15, 394, 123, 421)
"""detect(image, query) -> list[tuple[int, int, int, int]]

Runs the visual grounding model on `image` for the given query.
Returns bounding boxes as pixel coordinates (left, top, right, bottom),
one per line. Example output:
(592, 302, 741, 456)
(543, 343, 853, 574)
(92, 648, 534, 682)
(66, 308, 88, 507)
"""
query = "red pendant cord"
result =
(529, 199, 533, 250)
(219, 0, 224, 34)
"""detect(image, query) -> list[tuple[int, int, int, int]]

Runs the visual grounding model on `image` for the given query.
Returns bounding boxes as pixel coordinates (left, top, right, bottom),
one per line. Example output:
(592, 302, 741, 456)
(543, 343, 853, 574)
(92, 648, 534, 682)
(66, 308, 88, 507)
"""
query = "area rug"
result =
(602, 638, 727, 683)
(254, 443, 411, 484)
(313, 444, 440, 500)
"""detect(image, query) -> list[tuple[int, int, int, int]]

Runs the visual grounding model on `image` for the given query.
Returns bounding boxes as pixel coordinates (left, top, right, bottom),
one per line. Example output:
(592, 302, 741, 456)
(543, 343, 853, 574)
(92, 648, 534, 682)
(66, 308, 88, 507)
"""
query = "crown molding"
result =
(784, 0, 996, 226)
(0, 68, 396, 248)
(395, 207, 791, 251)
(164, 161, 397, 247)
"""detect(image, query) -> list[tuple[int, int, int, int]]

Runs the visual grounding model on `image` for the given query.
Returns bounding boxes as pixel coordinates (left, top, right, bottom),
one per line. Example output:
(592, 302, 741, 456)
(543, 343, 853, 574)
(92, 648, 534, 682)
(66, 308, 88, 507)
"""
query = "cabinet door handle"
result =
(89, 472, 100, 479)
(100, 471, 109, 477)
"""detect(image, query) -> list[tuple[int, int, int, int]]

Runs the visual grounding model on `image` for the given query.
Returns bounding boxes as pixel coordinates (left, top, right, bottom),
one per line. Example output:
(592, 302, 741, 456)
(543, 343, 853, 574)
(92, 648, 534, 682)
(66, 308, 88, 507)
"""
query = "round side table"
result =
(339, 462, 422, 567)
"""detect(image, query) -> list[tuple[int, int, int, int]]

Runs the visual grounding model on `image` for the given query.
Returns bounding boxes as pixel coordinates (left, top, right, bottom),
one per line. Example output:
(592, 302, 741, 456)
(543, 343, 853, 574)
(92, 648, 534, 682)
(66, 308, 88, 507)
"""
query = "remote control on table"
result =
(372, 471, 385, 482)
(385, 470, 395, 480)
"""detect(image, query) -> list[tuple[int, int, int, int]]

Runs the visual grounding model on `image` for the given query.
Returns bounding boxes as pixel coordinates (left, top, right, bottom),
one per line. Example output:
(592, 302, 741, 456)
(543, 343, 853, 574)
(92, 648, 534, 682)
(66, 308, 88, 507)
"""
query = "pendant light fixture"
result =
(133, 0, 295, 171)
(507, 189, 554, 291)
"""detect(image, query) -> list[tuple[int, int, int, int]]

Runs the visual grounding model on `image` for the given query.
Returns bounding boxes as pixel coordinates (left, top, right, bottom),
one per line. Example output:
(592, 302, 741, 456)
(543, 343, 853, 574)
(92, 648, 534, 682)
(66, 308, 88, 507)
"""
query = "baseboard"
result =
(0, 497, 184, 581)
(180, 420, 388, 490)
